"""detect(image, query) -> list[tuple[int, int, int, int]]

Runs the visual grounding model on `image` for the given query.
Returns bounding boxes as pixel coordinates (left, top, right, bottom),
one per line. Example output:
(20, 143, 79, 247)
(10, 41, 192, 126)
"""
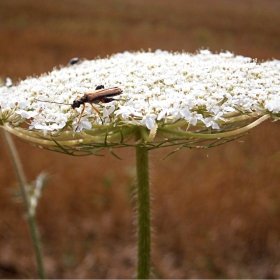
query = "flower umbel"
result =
(0, 50, 279, 154)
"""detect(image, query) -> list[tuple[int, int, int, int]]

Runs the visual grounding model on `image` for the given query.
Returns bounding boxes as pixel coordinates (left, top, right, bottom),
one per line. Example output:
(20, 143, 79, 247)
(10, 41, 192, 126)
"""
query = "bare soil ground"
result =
(0, 0, 280, 278)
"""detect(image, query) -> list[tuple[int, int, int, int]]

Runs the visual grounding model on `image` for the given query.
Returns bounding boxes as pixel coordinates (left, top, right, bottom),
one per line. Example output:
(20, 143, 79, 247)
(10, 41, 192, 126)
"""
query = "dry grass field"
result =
(0, 0, 280, 278)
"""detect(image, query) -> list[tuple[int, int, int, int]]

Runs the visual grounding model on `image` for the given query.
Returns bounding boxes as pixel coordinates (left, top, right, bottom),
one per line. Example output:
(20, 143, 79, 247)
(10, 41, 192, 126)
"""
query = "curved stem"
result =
(135, 131, 151, 279)
(1, 129, 46, 279)
(3, 124, 136, 147)
(159, 114, 270, 139)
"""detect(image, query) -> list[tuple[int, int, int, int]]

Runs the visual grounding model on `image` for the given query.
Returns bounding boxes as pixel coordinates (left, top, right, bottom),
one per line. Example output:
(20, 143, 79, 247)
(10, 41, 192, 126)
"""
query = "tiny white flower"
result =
(203, 117, 220, 129)
(18, 101, 28, 109)
(17, 110, 37, 119)
(103, 104, 116, 117)
(180, 108, 202, 126)
(74, 117, 92, 132)
(141, 114, 157, 130)
(5, 77, 13, 87)
(265, 97, 280, 113)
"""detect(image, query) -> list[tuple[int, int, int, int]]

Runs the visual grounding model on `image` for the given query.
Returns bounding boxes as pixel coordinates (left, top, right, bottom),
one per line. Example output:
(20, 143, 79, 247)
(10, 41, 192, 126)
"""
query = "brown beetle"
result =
(35, 85, 123, 129)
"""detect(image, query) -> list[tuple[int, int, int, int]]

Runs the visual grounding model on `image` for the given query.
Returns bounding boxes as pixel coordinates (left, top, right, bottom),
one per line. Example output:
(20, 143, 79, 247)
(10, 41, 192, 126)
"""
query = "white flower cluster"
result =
(0, 50, 279, 133)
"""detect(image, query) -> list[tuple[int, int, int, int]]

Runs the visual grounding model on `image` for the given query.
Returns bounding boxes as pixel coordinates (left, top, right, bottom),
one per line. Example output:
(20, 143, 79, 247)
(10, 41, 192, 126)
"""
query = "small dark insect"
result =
(95, 85, 104, 90)
(69, 57, 80, 65)
(35, 85, 123, 130)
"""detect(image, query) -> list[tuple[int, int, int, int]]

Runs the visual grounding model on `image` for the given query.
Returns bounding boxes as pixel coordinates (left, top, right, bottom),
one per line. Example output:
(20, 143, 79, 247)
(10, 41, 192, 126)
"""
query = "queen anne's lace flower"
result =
(0, 50, 279, 153)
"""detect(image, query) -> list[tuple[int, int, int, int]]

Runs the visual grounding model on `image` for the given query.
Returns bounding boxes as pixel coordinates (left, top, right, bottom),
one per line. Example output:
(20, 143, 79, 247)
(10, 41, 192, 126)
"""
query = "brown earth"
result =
(0, 0, 280, 278)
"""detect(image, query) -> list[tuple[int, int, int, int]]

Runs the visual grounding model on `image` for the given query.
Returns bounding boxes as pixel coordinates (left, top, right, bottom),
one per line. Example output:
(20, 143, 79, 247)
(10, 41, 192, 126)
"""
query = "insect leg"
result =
(90, 104, 104, 124)
(90, 104, 101, 115)
(75, 103, 86, 131)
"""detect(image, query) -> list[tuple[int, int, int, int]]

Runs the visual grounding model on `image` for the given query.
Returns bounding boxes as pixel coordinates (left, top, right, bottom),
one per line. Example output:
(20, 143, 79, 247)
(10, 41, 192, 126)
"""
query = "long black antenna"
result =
(34, 99, 72, 106)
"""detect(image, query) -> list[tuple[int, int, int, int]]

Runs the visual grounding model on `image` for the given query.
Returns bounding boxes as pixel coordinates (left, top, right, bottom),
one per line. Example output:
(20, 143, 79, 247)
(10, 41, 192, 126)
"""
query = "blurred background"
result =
(1, 0, 280, 278)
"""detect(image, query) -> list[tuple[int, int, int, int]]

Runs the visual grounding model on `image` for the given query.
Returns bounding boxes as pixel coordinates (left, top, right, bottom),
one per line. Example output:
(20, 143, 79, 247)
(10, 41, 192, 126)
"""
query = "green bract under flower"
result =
(0, 50, 279, 154)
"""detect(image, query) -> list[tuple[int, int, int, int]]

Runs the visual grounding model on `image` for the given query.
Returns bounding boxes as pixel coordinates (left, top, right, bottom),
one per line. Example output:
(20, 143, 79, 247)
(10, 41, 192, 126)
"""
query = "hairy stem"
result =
(136, 132, 151, 279)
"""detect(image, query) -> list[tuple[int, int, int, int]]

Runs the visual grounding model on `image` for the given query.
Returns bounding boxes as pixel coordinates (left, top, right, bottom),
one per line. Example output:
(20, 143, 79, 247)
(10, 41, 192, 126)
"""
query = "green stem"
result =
(1, 129, 46, 279)
(136, 132, 151, 279)
(3, 124, 136, 147)
(159, 114, 270, 139)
